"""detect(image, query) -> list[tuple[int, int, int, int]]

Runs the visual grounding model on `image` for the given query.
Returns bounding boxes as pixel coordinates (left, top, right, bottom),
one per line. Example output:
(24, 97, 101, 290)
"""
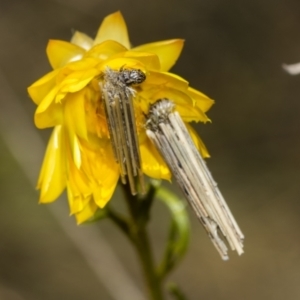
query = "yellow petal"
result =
(101, 57, 147, 73)
(94, 11, 130, 49)
(71, 31, 93, 50)
(35, 85, 59, 116)
(73, 135, 82, 169)
(56, 67, 99, 100)
(67, 186, 91, 215)
(94, 143, 120, 186)
(75, 201, 98, 224)
(100, 54, 160, 74)
(84, 40, 127, 60)
(28, 69, 60, 105)
(185, 123, 210, 158)
(63, 89, 88, 140)
(93, 181, 118, 208)
(67, 128, 82, 169)
(80, 139, 119, 202)
(140, 86, 210, 123)
(68, 153, 91, 199)
(132, 39, 184, 71)
(47, 40, 86, 69)
(35, 101, 63, 128)
(188, 87, 214, 113)
(121, 51, 160, 70)
(38, 126, 66, 203)
(140, 137, 171, 180)
(57, 57, 99, 73)
(145, 71, 189, 91)
(178, 105, 210, 123)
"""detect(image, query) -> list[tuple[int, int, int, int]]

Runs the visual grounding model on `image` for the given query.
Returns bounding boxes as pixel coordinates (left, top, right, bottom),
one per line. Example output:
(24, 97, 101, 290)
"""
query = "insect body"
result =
(145, 99, 244, 260)
(100, 66, 146, 195)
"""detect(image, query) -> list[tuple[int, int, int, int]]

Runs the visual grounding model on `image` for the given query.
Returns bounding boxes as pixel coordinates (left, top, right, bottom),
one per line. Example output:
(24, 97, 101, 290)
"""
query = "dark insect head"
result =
(119, 67, 146, 86)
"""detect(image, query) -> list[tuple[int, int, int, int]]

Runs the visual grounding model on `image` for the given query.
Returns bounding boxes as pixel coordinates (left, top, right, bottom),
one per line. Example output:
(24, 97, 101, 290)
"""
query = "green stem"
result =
(134, 225, 164, 300)
(106, 207, 132, 241)
(121, 183, 164, 300)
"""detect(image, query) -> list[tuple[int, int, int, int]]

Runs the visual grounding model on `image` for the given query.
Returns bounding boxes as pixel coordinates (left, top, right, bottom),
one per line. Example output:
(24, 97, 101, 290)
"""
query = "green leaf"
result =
(155, 183, 190, 278)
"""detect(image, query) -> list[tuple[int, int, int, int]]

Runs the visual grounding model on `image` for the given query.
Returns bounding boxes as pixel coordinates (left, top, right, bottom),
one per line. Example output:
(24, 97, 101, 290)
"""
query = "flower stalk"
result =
(120, 183, 164, 300)
(133, 223, 164, 300)
(104, 181, 190, 300)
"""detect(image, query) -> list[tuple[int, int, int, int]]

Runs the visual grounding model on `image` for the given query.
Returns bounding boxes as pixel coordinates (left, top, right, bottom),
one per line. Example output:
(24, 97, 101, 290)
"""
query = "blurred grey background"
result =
(1, 0, 300, 299)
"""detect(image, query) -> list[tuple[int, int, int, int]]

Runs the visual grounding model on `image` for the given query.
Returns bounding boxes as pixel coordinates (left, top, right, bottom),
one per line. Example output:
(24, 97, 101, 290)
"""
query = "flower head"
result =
(28, 11, 213, 224)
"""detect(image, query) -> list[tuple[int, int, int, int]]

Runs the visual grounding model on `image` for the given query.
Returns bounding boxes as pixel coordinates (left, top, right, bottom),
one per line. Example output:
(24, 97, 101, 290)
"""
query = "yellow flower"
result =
(28, 11, 214, 224)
